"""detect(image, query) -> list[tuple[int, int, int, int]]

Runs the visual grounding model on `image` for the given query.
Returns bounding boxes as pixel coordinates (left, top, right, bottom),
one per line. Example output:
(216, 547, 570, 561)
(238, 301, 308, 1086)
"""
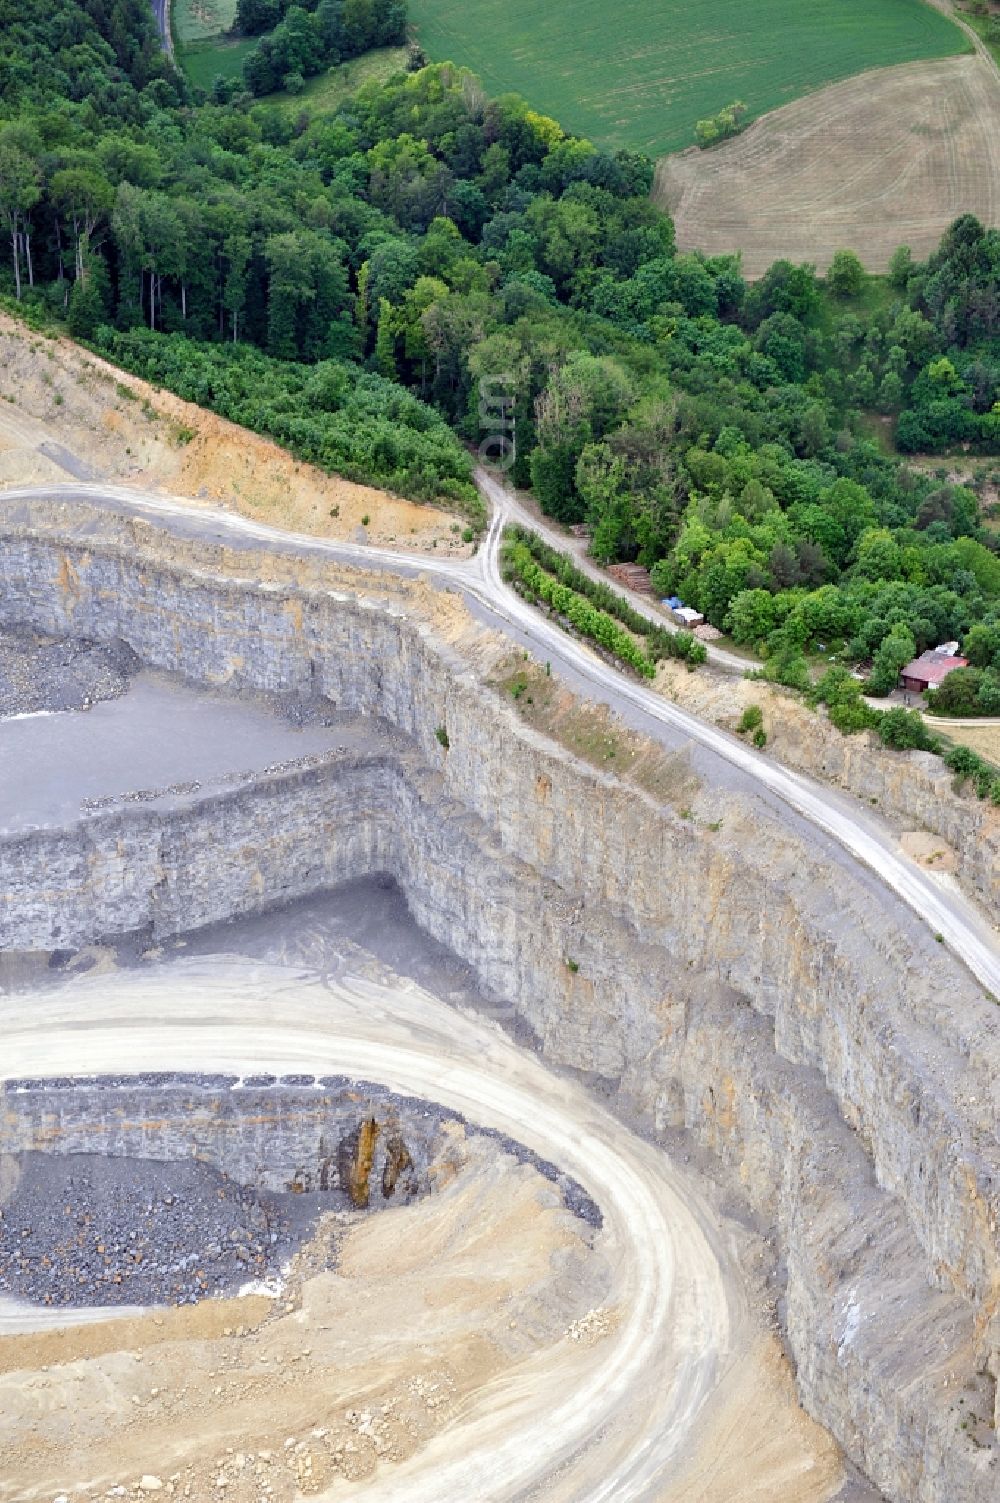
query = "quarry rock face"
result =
(0, 500, 998, 1500)
(768, 709, 1000, 920)
(0, 1078, 442, 1310)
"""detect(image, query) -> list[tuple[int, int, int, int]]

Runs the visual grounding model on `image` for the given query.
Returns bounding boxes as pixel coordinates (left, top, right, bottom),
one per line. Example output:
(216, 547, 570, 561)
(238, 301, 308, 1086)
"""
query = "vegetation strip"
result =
(505, 526, 707, 664)
(762, 663, 1000, 803)
(93, 330, 484, 525)
(502, 530, 708, 676)
(502, 537, 656, 677)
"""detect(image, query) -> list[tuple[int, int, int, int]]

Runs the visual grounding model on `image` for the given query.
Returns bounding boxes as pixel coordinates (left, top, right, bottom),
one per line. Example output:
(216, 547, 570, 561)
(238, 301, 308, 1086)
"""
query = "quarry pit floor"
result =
(0, 670, 362, 837)
(0, 889, 855, 1503)
(0, 608, 891, 1503)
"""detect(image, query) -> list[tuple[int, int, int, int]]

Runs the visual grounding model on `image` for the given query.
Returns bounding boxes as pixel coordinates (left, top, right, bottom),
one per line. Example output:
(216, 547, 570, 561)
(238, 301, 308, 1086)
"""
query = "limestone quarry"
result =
(0, 483, 998, 1503)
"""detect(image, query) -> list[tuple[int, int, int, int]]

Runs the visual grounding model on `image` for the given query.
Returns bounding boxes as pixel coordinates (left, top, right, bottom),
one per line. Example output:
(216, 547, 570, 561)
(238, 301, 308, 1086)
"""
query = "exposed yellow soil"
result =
(653, 657, 778, 738)
(0, 313, 471, 556)
(655, 54, 1000, 275)
(0, 1134, 607, 1503)
(342, 1116, 381, 1207)
(901, 829, 958, 870)
(667, 1334, 844, 1503)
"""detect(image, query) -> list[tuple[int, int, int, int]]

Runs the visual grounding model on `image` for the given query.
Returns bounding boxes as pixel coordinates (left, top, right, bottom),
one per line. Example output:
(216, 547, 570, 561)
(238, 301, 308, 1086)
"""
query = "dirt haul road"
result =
(2, 476, 999, 1000)
(0, 959, 802, 1503)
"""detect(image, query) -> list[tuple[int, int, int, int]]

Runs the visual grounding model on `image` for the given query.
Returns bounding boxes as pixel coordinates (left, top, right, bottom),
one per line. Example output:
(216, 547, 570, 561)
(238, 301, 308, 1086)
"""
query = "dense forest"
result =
(1, 0, 999, 693)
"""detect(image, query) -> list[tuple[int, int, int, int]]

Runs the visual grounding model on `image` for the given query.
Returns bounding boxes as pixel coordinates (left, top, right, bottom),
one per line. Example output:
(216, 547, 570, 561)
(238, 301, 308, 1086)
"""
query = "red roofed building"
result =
(899, 652, 968, 693)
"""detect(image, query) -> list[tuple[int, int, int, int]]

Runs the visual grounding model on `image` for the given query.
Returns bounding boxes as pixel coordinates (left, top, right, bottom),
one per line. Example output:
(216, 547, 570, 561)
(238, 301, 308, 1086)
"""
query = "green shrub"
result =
(828, 698, 880, 734)
(811, 665, 881, 734)
(737, 704, 764, 735)
(93, 330, 484, 527)
(945, 744, 980, 778)
(695, 100, 748, 148)
(827, 249, 865, 298)
(762, 626, 812, 692)
(927, 667, 984, 716)
(940, 742, 1000, 797)
(434, 724, 450, 749)
(928, 666, 1000, 718)
(875, 708, 938, 752)
(867, 626, 916, 697)
(504, 527, 706, 669)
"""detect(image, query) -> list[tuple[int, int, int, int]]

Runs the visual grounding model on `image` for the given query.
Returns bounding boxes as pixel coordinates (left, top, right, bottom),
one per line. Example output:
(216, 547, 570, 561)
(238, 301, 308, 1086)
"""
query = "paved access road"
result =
(149, 0, 173, 56)
(2, 475, 998, 1001)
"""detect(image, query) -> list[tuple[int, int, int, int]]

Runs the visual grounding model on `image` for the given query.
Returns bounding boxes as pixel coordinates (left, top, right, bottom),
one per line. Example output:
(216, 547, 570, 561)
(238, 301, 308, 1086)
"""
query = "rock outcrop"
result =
(656, 657, 1000, 920)
(338, 1118, 382, 1209)
(771, 705, 1000, 920)
(0, 499, 997, 1501)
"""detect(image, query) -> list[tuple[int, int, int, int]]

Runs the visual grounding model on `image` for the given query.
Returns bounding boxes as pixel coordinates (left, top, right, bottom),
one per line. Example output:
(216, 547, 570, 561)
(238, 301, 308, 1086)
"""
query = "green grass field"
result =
(174, 0, 248, 90)
(270, 46, 410, 111)
(407, 0, 967, 155)
(174, 0, 239, 45)
(181, 35, 257, 89)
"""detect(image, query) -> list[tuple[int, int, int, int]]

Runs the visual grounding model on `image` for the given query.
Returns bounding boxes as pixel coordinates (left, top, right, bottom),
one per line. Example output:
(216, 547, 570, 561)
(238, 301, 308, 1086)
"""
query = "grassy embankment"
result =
(174, 0, 408, 95)
(269, 46, 411, 110)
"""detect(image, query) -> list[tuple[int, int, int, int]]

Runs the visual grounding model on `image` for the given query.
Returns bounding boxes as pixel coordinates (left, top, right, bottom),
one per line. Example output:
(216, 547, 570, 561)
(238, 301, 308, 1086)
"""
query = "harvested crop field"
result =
(407, 0, 965, 155)
(656, 54, 1000, 274)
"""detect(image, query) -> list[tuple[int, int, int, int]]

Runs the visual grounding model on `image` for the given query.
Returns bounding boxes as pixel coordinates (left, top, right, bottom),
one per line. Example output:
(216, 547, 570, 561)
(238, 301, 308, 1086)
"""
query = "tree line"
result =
(232, 0, 407, 99)
(0, 1, 997, 687)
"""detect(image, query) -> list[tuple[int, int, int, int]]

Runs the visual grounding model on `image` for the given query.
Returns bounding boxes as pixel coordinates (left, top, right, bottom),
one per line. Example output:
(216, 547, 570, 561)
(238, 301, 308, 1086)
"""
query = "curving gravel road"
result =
(2, 474, 998, 1002)
(473, 470, 1000, 992)
(0, 961, 739, 1503)
(487, 478, 751, 673)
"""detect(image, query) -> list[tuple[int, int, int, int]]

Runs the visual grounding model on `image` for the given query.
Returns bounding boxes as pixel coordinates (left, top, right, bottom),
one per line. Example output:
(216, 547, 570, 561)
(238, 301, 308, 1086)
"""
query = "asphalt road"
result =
(2, 474, 998, 1001)
(150, 0, 173, 56)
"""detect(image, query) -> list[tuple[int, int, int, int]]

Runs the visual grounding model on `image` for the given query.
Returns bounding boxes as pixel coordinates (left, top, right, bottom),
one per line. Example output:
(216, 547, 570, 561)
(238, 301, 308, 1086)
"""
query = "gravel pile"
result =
(0, 630, 139, 718)
(0, 1152, 320, 1308)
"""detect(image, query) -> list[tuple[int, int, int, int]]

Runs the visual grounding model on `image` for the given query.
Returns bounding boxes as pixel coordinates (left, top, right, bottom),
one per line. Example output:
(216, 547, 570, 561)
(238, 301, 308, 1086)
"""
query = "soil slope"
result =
(0, 314, 470, 557)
